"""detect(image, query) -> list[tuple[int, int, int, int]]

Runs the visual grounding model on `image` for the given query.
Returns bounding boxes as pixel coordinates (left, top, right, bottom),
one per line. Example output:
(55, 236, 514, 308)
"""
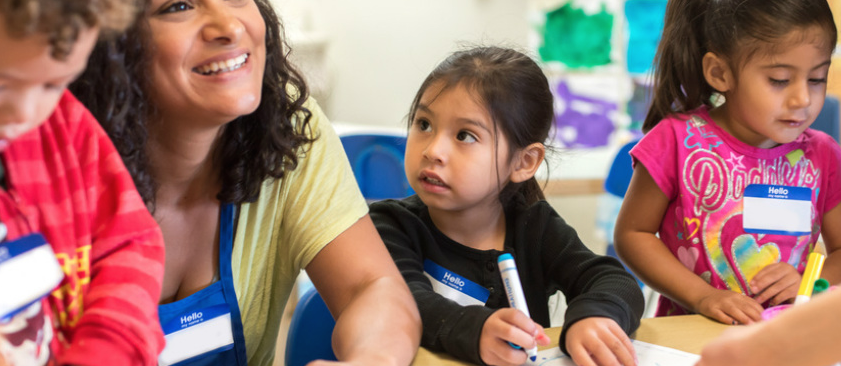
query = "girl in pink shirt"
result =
(615, 0, 841, 325)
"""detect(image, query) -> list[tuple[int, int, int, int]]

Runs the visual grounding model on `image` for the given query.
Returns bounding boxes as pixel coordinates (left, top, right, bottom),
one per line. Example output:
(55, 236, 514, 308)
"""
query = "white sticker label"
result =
(158, 312, 235, 366)
(0, 236, 63, 319)
(423, 259, 490, 306)
(743, 184, 812, 236)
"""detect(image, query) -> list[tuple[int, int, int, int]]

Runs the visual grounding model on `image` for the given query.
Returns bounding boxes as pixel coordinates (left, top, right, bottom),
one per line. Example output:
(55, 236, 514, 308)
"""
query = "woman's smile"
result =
(194, 52, 249, 75)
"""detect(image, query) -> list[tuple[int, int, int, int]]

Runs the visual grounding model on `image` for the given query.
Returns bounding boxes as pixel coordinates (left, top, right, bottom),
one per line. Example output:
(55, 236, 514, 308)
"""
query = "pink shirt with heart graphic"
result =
(631, 107, 841, 316)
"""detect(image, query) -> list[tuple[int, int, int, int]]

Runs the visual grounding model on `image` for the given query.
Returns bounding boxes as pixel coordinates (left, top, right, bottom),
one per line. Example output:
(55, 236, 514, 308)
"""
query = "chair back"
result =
(285, 287, 337, 366)
(600, 139, 643, 286)
(604, 139, 639, 198)
(340, 133, 414, 201)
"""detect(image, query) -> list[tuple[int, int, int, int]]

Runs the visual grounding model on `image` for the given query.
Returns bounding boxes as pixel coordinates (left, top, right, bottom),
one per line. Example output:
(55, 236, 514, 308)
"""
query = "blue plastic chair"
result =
(812, 95, 840, 142)
(603, 139, 639, 199)
(285, 287, 337, 366)
(599, 139, 663, 317)
(599, 140, 642, 285)
(339, 133, 414, 201)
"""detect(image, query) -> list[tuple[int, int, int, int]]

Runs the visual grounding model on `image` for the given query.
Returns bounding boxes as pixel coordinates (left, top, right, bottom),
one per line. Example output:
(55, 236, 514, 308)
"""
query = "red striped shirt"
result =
(2, 91, 165, 365)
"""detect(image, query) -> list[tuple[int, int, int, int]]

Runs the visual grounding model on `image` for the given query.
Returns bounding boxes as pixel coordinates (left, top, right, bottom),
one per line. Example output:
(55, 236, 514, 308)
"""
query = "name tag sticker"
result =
(743, 184, 812, 236)
(423, 259, 490, 306)
(0, 234, 64, 320)
(159, 304, 234, 366)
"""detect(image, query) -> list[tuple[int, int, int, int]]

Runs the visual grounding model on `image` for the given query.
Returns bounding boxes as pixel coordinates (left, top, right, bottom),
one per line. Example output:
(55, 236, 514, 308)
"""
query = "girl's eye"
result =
(809, 78, 828, 85)
(456, 131, 477, 143)
(414, 119, 431, 132)
(159, 1, 192, 14)
(769, 78, 789, 87)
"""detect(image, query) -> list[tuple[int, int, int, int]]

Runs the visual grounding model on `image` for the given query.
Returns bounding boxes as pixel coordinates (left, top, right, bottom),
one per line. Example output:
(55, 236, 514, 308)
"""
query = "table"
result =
(410, 315, 731, 366)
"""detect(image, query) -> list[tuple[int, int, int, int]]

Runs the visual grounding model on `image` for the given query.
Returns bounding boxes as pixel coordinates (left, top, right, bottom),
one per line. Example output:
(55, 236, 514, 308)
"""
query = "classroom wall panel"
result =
(273, 0, 841, 183)
(273, 0, 529, 129)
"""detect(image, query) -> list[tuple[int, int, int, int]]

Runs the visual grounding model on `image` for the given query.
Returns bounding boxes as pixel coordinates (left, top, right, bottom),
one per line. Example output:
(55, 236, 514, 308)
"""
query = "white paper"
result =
(524, 340, 699, 366)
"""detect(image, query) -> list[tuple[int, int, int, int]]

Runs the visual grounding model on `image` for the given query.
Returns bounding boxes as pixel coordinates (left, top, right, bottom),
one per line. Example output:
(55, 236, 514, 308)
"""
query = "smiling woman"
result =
(69, 0, 421, 365)
(0, 1, 167, 365)
(145, 0, 266, 127)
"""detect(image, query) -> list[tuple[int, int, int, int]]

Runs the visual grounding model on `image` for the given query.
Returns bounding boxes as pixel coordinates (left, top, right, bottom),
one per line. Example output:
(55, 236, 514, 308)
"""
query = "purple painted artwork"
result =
(553, 80, 616, 148)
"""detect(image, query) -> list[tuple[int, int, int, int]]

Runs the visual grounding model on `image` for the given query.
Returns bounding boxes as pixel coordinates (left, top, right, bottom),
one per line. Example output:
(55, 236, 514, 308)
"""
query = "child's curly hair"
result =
(0, 0, 136, 60)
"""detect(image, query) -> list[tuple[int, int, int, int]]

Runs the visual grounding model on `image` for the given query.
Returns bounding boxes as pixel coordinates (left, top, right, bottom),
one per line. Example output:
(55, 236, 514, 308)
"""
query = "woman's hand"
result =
(695, 288, 763, 325)
(750, 262, 800, 306)
(694, 325, 764, 366)
(306, 355, 405, 366)
(479, 308, 551, 366)
(565, 317, 636, 366)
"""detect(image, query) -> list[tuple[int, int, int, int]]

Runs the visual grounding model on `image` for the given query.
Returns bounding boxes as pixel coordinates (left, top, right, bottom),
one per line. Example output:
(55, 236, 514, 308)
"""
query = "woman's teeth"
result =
(195, 54, 248, 75)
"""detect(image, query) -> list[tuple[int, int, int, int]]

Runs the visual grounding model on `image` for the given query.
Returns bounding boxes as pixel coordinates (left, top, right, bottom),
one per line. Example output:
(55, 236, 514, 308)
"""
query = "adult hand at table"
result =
(749, 262, 800, 306)
(694, 325, 764, 366)
(307, 354, 409, 366)
(695, 288, 763, 325)
(565, 317, 636, 366)
(479, 308, 551, 366)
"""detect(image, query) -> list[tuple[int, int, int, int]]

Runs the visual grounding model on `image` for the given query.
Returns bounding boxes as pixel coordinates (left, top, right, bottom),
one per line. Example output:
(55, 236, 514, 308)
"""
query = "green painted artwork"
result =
(539, 3, 613, 68)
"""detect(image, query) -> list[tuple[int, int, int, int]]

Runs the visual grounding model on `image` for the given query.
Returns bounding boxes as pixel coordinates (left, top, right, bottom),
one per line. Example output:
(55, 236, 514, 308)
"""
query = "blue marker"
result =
(498, 253, 537, 362)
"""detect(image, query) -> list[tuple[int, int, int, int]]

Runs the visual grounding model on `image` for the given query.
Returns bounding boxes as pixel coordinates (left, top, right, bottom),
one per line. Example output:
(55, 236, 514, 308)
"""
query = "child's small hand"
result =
(696, 288, 763, 325)
(479, 308, 551, 366)
(749, 262, 800, 306)
(565, 317, 636, 366)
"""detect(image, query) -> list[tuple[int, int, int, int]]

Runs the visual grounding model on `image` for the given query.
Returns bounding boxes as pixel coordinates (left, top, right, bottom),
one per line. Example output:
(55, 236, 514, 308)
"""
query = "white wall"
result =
(271, 0, 530, 128)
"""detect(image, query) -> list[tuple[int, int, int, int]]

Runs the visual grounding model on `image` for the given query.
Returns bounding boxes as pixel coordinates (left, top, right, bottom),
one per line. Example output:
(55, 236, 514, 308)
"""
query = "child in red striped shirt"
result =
(0, 1, 166, 365)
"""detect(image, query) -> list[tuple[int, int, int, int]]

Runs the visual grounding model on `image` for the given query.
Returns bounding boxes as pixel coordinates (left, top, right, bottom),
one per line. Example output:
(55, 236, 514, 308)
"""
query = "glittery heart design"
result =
(677, 246, 699, 271)
(785, 149, 804, 167)
(732, 235, 780, 293)
(683, 218, 701, 239)
(700, 271, 712, 284)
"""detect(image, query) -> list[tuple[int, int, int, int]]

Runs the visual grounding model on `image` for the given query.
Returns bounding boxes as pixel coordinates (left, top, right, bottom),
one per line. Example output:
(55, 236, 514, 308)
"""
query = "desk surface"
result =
(411, 315, 731, 366)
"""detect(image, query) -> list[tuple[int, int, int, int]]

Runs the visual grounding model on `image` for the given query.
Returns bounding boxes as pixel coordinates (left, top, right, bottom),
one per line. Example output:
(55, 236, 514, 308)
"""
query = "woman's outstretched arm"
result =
(306, 214, 422, 366)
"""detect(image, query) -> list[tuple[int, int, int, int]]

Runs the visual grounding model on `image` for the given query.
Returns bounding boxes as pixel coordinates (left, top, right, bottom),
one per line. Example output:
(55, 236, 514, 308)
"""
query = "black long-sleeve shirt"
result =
(370, 195, 644, 365)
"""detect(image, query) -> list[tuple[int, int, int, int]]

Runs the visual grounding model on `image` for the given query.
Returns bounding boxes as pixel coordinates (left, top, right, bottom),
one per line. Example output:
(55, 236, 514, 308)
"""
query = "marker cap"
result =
(814, 278, 831, 295)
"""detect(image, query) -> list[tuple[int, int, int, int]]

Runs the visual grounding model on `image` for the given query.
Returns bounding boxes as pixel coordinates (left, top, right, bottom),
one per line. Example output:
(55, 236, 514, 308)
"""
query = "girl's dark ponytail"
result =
(644, 0, 712, 132)
(499, 176, 545, 207)
(515, 177, 546, 206)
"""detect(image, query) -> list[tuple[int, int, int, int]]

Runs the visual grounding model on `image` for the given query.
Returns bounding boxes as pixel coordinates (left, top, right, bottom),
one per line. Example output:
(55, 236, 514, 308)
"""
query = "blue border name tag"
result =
(159, 304, 234, 366)
(423, 259, 490, 306)
(743, 184, 812, 236)
(0, 234, 63, 320)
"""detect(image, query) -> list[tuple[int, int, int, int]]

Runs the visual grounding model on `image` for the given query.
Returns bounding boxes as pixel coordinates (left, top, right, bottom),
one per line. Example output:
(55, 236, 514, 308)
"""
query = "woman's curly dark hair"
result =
(69, 0, 315, 211)
(1, 0, 136, 59)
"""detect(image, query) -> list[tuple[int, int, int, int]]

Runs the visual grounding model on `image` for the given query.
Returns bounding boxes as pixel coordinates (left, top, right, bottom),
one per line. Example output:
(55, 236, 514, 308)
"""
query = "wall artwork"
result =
(552, 79, 617, 148)
(532, 0, 664, 176)
(624, 0, 667, 75)
(539, 2, 614, 69)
